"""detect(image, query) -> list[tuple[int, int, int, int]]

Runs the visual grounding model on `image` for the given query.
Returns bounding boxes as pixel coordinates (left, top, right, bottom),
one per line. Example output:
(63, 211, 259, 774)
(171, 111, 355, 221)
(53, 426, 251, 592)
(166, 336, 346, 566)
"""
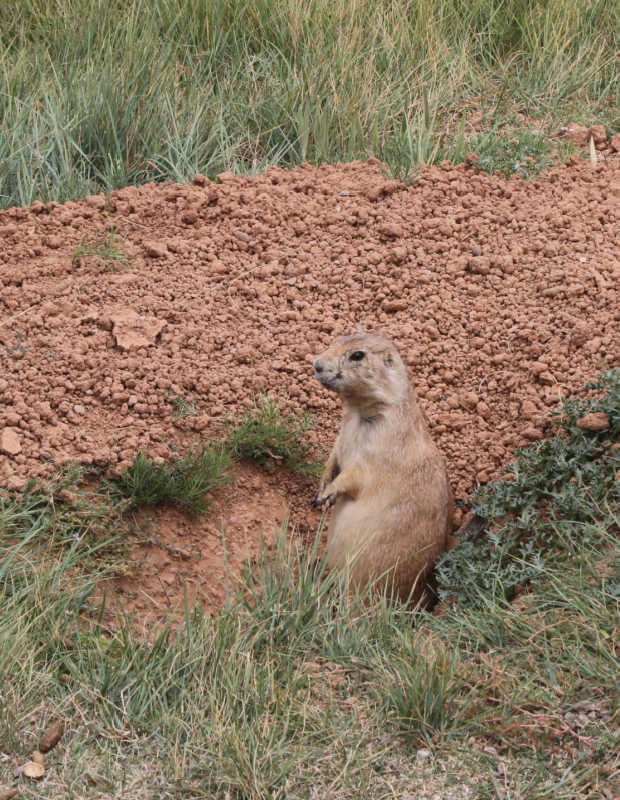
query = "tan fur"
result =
(313, 332, 453, 605)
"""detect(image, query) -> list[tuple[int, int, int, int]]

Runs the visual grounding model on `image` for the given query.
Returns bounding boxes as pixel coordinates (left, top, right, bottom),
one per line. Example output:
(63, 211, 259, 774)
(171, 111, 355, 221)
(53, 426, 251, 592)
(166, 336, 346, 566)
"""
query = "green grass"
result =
(0, 465, 131, 566)
(110, 394, 319, 514)
(1, 377, 617, 798)
(226, 394, 322, 477)
(169, 393, 198, 420)
(113, 444, 233, 514)
(0, 0, 617, 208)
(71, 228, 128, 271)
(471, 126, 554, 179)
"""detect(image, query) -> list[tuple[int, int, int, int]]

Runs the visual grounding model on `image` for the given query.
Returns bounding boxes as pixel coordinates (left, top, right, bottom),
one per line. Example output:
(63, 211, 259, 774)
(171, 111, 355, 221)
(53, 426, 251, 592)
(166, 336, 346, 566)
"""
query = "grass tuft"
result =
(71, 228, 128, 270)
(169, 392, 198, 419)
(472, 127, 554, 179)
(226, 394, 322, 477)
(113, 444, 232, 513)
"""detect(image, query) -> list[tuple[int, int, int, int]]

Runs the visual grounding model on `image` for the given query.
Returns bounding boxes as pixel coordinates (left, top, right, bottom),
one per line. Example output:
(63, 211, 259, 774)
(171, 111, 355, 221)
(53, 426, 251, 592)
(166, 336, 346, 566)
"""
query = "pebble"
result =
(577, 412, 609, 432)
(1, 428, 21, 455)
(143, 240, 168, 258)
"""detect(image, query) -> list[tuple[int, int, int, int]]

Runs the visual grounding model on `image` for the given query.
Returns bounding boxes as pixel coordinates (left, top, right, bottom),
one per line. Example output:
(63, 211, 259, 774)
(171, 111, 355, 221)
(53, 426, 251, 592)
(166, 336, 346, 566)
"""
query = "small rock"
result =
(577, 412, 609, 432)
(522, 426, 543, 441)
(416, 748, 431, 761)
(390, 246, 408, 263)
(588, 125, 607, 146)
(538, 370, 555, 385)
(571, 321, 590, 346)
(181, 209, 198, 224)
(22, 761, 45, 780)
(56, 489, 77, 505)
(610, 134, 620, 152)
(378, 222, 403, 238)
(39, 719, 65, 753)
(520, 399, 538, 419)
(468, 256, 490, 274)
(382, 299, 408, 313)
(192, 173, 207, 186)
(1, 428, 21, 455)
(44, 235, 63, 249)
(143, 240, 168, 258)
(6, 475, 27, 491)
(232, 230, 252, 244)
(564, 123, 589, 147)
(72, 404, 85, 415)
(460, 391, 479, 410)
(110, 309, 166, 351)
(476, 401, 490, 419)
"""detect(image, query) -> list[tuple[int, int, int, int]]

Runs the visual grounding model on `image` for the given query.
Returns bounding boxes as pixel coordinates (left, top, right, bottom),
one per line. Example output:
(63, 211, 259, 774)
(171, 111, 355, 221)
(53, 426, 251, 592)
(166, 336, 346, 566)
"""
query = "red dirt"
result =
(111, 462, 306, 631)
(1, 157, 618, 617)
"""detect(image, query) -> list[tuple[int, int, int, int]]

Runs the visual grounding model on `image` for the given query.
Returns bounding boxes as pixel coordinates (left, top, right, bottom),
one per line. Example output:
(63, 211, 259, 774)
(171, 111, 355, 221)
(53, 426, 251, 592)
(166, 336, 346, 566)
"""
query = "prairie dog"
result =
(313, 332, 453, 604)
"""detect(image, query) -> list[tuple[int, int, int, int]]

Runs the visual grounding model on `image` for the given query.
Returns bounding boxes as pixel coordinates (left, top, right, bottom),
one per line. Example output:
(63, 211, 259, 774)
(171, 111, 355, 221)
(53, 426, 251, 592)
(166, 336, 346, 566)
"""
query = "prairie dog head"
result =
(313, 333, 409, 409)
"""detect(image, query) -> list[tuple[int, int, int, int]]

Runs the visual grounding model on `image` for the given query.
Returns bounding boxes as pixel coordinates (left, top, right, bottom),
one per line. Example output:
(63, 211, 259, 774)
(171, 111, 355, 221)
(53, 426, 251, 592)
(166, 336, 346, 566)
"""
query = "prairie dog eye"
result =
(349, 350, 365, 361)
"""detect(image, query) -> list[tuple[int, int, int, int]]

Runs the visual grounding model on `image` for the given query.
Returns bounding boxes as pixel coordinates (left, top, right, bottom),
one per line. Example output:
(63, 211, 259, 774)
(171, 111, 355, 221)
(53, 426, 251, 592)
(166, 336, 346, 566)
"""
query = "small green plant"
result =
(169, 393, 198, 419)
(437, 369, 619, 606)
(378, 640, 471, 743)
(71, 228, 128, 271)
(114, 444, 232, 513)
(226, 394, 322, 478)
(472, 127, 553, 179)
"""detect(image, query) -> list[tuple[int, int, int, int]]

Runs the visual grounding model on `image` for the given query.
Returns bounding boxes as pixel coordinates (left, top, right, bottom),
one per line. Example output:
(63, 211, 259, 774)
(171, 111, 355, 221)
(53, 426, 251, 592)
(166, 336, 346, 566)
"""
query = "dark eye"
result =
(349, 350, 365, 361)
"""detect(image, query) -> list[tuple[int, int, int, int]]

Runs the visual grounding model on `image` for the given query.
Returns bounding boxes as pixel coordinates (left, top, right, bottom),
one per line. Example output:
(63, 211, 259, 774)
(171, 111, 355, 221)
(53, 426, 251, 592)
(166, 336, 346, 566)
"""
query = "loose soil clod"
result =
(38, 720, 65, 754)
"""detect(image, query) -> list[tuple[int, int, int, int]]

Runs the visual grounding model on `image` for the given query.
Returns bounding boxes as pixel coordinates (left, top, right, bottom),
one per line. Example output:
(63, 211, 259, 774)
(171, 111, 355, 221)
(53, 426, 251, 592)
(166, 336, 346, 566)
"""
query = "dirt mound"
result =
(1, 157, 618, 614)
(110, 462, 309, 629)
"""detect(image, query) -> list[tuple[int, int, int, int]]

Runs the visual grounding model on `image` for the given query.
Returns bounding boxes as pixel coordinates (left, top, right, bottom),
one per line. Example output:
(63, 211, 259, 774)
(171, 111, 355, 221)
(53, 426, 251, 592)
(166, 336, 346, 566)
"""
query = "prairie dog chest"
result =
(336, 414, 383, 467)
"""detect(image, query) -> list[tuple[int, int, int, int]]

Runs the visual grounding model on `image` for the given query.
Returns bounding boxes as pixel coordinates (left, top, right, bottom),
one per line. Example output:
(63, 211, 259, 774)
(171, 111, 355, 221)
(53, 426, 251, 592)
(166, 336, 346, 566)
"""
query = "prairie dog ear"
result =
(382, 350, 394, 367)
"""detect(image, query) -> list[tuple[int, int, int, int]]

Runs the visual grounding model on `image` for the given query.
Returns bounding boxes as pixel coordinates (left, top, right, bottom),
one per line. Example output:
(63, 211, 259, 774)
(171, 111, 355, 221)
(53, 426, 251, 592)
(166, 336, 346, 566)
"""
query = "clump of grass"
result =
(472, 127, 554, 179)
(114, 444, 232, 513)
(377, 638, 472, 744)
(226, 394, 322, 478)
(437, 369, 619, 606)
(226, 395, 321, 477)
(169, 393, 198, 419)
(71, 229, 128, 271)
